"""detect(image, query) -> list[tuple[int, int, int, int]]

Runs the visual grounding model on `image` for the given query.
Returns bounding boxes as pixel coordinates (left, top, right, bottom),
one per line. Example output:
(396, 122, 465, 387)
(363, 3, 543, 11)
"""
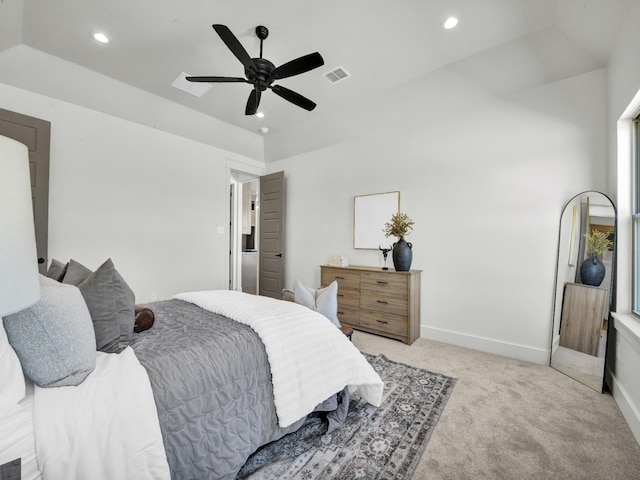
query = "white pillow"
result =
(293, 279, 341, 328)
(0, 322, 25, 415)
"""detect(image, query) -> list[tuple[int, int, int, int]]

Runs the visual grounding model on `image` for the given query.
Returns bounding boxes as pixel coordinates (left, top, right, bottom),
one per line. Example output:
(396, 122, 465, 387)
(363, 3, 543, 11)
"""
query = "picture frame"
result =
(353, 191, 400, 249)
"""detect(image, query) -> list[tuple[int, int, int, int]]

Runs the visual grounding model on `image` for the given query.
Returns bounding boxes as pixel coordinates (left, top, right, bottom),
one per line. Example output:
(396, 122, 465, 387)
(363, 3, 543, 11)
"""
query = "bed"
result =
(1, 263, 383, 480)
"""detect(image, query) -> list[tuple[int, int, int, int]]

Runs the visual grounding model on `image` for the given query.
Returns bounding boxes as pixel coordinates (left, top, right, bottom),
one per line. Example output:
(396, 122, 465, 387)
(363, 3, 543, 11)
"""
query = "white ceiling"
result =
(0, 0, 634, 158)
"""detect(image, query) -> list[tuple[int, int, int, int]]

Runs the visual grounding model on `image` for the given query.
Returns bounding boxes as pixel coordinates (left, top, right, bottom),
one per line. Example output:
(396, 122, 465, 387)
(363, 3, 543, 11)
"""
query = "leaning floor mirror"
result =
(550, 191, 616, 392)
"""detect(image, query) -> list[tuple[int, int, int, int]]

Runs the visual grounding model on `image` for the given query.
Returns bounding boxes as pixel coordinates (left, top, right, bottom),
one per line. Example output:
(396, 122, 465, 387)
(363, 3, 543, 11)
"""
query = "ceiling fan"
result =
(186, 24, 324, 115)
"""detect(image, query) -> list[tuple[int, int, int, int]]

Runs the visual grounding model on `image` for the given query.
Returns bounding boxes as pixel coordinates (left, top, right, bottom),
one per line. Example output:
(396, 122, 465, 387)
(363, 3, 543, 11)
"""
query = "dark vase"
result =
(392, 237, 413, 271)
(580, 253, 606, 286)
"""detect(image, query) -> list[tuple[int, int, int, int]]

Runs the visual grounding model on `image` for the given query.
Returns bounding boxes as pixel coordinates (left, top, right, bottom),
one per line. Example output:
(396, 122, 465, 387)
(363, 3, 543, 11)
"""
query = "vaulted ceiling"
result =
(0, 0, 633, 160)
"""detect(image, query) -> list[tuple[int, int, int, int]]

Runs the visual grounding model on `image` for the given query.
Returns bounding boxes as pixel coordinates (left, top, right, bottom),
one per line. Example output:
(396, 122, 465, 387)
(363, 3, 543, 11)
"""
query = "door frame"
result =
(225, 157, 265, 291)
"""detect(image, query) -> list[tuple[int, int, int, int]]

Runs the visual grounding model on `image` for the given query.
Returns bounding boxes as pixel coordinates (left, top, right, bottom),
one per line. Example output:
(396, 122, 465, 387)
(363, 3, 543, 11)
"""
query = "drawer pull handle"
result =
(335, 276, 344, 279)
(376, 319, 389, 324)
(377, 300, 388, 304)
(338, 311, 344, 315)
(376, 281, 388, 285)
(337, 293, 344, 297)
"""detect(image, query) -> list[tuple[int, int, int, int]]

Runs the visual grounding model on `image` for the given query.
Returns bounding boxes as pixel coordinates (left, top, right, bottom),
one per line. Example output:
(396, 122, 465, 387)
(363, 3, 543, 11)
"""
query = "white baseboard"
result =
(421, 325, 550, 365)
(606, 366, 640, 446)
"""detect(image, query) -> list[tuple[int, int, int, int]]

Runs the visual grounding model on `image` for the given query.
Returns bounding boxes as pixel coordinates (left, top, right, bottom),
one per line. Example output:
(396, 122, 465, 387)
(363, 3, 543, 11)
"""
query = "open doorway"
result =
(229, 171, 259, 294)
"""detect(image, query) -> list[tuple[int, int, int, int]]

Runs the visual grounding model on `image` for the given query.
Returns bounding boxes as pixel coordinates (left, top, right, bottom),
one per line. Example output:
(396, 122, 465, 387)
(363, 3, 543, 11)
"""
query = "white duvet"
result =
(33, 347, 170, 480)
(174, 290, 384, 428)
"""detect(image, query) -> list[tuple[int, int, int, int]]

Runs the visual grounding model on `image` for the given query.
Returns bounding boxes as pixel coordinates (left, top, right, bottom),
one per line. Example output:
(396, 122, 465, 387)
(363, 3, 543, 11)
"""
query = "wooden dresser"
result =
(320, 265, 421, 345)
(559, 282, 607, 356)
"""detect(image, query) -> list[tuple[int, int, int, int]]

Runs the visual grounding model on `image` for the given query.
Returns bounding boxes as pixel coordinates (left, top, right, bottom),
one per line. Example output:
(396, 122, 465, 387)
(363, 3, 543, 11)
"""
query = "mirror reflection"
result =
(551, 191, 616, 392)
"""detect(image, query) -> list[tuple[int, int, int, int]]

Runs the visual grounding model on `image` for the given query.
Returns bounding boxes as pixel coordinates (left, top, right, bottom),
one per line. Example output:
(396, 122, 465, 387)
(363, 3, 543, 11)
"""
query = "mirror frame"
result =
(550, 191, 616, 392)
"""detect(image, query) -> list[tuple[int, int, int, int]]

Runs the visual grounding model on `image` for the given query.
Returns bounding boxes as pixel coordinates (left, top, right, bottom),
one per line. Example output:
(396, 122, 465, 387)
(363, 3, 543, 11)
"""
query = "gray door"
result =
(0, 108, 51, 273)
(259, 171, 285, 298)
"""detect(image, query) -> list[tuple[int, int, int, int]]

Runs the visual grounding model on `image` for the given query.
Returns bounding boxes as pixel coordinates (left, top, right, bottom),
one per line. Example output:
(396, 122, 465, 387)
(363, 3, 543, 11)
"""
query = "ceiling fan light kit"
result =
(187, 24, 324, 116)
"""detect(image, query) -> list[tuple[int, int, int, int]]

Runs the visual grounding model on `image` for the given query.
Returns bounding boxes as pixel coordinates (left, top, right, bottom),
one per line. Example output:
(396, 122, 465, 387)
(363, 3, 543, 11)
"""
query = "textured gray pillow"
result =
(45, 258, 68, 282)
(3, 276, 96, 388)
(78, 259, 135, 353)
(62, 259, 93, 286)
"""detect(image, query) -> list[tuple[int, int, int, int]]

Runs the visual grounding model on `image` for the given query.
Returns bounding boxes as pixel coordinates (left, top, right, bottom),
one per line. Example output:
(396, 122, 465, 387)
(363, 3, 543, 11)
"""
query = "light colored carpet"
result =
(353, 331, 640, 480)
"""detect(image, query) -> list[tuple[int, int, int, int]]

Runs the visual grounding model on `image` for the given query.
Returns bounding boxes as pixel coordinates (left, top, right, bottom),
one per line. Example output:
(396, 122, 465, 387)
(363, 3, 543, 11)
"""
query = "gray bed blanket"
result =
(129, 299, 348, 480)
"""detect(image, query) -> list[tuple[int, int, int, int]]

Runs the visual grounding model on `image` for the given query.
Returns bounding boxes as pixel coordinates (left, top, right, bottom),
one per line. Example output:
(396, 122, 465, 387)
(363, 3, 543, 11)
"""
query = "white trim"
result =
(608, 313, 640, 446)
(226, 157, 265, 177)
(612, 312, 640, 353)
(421, 325, 550, 365)
(612, 85, 640, 447)
(605, 364, 640, 446)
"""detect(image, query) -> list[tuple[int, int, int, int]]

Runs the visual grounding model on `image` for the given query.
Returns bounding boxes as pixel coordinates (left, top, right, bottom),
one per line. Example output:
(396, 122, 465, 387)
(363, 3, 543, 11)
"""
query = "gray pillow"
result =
(3, 276, 96, 388)
(62, 259, 93, 286)
(45, 258, 68, 282)
(78, 259, 135, 353)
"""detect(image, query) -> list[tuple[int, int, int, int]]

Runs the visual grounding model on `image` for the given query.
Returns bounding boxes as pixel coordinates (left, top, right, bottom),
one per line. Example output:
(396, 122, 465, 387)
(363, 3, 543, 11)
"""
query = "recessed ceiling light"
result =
(260, 127, 269, 134)
(93, 32, 109, 44)
(443, 17, 459, 30)
(256, 112, 265, 118)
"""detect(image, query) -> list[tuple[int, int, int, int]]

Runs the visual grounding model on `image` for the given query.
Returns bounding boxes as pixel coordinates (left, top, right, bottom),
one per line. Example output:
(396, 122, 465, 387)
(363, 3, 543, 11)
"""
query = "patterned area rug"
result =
(238, 353, 456, 479)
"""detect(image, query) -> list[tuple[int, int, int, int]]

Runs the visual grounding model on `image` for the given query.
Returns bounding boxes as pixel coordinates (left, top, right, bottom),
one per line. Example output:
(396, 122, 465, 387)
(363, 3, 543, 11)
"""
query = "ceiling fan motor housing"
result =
(247, 58, 276, 91)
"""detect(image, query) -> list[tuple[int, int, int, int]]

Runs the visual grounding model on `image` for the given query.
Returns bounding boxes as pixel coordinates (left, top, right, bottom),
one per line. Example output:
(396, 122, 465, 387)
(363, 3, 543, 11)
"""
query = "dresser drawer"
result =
(321, 267, 360, 307)
(360, 310, 408, 337)
(321, 267, 360, 290)
(360, 291, 408, 317)
(337, 288, 360, 307)
(336, 303, 360, 327)
(360, 271, 408, 297)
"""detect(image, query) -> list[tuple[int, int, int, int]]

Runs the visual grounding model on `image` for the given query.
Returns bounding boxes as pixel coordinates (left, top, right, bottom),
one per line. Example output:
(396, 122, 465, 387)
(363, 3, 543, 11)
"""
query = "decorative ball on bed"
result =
(134, 306, 155, 333)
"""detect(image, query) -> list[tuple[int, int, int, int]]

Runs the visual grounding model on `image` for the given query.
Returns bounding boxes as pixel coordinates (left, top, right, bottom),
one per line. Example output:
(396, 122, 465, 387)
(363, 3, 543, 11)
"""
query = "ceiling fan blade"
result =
(270, 85, 316, 111)
(271, 52, 324, 80)
(245, 89, 261, 115)
(212, 24, 255, 71)
(186, 76, 248, 83)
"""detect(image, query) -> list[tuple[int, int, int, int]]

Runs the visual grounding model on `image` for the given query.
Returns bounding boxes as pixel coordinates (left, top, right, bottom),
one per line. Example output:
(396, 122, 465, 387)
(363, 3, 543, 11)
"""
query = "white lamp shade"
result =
(0, 135, 40, 317)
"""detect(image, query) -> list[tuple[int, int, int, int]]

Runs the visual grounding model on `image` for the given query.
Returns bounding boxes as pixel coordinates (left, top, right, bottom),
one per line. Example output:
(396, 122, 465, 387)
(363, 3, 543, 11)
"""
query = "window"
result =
(633, 115, 640, 315)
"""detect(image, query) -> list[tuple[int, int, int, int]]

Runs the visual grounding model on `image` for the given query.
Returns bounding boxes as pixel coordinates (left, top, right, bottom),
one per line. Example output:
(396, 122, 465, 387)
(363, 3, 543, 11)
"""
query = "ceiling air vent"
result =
(323, 66, 351, 84)
(171, 72, 212, 98)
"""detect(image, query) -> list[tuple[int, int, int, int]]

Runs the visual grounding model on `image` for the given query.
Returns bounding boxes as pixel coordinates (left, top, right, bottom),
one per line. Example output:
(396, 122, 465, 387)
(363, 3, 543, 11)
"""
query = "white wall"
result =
(607, 0, 640, 446)
(0, 81, 257, 302)
(268, 66, 608, 365)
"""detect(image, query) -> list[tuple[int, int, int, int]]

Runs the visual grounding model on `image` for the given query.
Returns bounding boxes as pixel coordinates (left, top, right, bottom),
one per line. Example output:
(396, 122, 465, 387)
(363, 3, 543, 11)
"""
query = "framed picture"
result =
(353, 191, 400, 249)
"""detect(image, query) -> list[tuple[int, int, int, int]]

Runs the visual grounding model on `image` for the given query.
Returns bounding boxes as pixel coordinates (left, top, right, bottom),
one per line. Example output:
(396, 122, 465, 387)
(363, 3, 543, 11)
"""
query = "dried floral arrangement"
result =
(585, 230, 613, 257)
(383, 212, 414, 239)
